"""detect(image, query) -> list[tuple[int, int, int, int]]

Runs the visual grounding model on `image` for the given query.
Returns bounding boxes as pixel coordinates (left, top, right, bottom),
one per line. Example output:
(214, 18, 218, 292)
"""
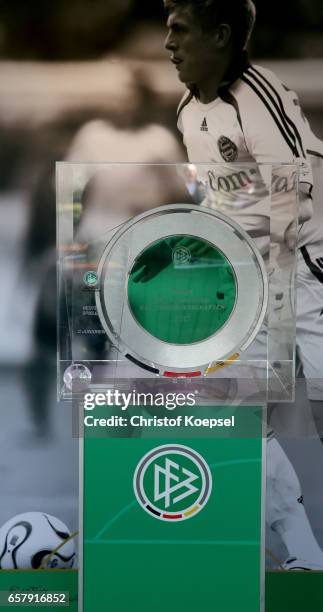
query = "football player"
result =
(164, 0, 323, 569)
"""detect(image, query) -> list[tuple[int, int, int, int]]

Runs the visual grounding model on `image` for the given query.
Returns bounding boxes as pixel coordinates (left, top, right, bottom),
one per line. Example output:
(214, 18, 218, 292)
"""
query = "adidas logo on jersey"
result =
(200, 117, 208, 132)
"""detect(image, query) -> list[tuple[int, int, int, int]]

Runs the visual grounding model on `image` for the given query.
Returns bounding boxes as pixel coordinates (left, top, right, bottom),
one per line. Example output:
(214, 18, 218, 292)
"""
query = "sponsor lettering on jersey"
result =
(206, 168, 297, 196)
(272, 171, 297, 193)
(218, 136, 238, 162)
(207, 169, 255, 193)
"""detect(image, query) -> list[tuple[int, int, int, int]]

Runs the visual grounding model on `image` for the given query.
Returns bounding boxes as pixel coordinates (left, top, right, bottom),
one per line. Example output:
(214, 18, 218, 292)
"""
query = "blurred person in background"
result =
(22, 98, 186, 437)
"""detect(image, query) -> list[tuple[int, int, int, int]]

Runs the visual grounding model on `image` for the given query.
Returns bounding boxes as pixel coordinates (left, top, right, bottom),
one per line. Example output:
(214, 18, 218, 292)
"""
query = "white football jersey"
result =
(288, 95, 323, 257)
(177, 63, 318, 251)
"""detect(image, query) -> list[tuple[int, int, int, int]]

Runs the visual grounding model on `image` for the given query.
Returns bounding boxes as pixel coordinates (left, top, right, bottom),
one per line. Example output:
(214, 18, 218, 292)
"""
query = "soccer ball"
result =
(0, 512, 76, 569)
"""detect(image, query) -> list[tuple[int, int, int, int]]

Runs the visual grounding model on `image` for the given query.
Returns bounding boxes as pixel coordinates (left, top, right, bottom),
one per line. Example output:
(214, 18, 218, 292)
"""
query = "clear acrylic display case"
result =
(57, 162, 298, 409)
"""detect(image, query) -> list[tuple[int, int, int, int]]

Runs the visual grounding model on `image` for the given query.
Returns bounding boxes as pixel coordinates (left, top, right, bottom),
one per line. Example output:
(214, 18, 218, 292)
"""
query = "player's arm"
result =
(239, 71, 313, 243)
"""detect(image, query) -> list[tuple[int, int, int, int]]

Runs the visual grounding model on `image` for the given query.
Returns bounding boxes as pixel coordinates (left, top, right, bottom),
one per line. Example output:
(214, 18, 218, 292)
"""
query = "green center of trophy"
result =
(128, 235, 237, 345)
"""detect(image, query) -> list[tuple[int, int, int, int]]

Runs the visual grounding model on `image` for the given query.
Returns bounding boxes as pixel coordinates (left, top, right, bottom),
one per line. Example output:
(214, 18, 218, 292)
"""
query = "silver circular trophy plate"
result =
(95, 204, 268, 377)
